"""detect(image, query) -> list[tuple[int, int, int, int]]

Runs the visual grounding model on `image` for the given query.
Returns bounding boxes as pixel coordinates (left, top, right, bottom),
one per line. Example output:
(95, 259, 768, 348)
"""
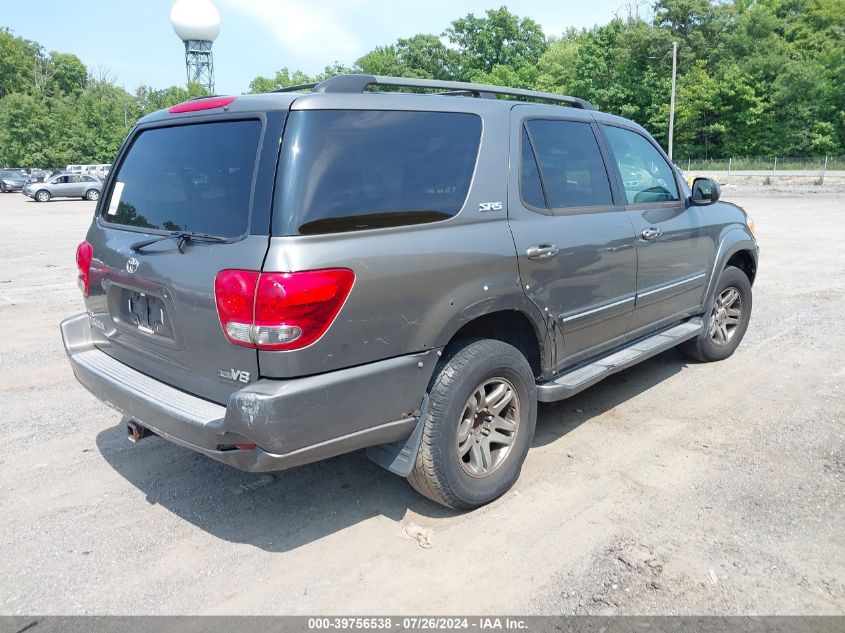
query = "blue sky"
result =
(3, 0, 643, 94)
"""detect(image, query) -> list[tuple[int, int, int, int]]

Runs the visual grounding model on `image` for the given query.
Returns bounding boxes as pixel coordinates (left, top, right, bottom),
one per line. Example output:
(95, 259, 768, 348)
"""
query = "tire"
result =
(680, 265, 752, 362)
(85, 189, 100, 201)
(407, 338, 537, 509)
(35, 190, 50, 202)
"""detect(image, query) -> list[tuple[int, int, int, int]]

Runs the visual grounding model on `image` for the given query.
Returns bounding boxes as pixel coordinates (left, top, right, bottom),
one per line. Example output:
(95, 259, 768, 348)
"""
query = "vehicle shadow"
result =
(532, 349, 687, 449)
(96, 348, 688, 553)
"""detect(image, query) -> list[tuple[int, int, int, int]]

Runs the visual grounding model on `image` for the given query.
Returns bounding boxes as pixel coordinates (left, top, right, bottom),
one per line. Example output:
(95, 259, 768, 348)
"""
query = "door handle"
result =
(641, 227, 663, 240)
(526, 244, 559, 260)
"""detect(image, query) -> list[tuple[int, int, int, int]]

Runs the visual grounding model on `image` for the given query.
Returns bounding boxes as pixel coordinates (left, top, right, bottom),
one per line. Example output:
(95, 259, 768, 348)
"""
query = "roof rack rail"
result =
(274, 74, 595, 110)
(274, 82, 318, 93)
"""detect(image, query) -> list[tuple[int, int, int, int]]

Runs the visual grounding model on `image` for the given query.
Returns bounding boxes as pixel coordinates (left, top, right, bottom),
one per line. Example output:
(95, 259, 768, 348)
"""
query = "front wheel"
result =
(680, 265, 752, 362)
(35, 190, 50, 202)
(407, 338, 537, 509)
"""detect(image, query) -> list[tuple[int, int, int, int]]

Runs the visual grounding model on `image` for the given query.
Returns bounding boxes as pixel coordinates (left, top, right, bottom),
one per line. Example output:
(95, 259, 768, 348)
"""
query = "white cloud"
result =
(218, 0, 362, 68)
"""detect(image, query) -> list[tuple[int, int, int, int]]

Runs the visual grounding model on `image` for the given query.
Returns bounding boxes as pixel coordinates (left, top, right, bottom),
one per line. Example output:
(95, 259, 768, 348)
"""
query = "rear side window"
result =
(102, 120, 261, 237)
(602, 125, 679, 204)
(275, 110, 481, 235)
(524, 120, 613, 209)
(520, 127, 546, 208)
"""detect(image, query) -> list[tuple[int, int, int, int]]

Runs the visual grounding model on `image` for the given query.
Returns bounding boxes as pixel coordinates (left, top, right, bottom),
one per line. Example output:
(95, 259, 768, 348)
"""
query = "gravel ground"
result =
(688, 172, 845, 194)
(0, 191, 842, 615)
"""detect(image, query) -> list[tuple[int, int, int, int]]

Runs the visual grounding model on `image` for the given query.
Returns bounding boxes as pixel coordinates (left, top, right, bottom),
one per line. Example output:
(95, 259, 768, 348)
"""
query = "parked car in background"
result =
(67, 164, 112, 180)
(0, 169, 29, 192)
(23, 173, 102, 202)
(84, 164, 111, 180)
(26, 169, 50, 183)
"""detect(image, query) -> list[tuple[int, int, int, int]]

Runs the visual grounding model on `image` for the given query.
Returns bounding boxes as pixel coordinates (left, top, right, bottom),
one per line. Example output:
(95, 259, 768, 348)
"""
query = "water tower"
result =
(170, 0, 221, 94)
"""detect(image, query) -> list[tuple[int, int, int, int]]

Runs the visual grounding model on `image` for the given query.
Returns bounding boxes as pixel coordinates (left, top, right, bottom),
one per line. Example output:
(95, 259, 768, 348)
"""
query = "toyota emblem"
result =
(125, 257, 139, 274)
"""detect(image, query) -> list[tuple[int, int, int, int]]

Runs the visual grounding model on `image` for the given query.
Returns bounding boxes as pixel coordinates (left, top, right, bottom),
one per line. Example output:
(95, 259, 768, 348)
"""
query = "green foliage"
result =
(357, 35, 461, 80)
(0, 28, 211, 168)
(0, 93, 51, 165)
(538, 0, 845, 158)
(43, 52, 88, 96)
(134, 82, 208, 112)
(246, 64, 354, 92)
(2, 1, 843, 166)
(445, 6, 548, 81)
(537, 20, 675, 137)
(0, 28, 42, 97)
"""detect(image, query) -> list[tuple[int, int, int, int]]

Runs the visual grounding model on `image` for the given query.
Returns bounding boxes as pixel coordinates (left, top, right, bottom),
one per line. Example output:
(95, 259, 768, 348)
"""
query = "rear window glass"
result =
(102, 120, 261, 237)
(275, 110, 481, 235)
(520, 127, 546, 208)
(525, 120, 613, 209)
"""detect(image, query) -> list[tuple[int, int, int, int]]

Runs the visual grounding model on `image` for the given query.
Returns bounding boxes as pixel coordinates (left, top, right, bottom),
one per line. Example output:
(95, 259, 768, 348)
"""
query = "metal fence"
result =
(678, 156, 845, 173)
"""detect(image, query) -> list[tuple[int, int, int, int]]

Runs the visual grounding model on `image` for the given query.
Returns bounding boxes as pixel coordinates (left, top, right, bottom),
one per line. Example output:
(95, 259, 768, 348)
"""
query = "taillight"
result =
(214, 269, 354, 350)
(214, 270, 259, 348)
(76, 241, 93, 297)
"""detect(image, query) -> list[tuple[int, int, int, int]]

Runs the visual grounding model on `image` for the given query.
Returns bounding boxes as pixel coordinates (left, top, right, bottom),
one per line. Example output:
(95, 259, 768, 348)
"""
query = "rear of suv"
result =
(62, 75, 758, 509)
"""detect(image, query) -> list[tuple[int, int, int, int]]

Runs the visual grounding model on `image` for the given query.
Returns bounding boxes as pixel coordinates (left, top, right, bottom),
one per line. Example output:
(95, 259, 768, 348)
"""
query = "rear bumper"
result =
(61, 313, 439, 472)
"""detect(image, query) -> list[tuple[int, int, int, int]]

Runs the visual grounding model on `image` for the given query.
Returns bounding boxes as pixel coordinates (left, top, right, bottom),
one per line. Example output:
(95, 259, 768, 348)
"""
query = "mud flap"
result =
(366, 394, 430, 477)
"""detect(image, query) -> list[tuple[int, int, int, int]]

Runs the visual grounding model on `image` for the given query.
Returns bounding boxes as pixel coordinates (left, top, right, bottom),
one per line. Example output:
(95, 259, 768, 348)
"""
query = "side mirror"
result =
(691, 177, 721, 205)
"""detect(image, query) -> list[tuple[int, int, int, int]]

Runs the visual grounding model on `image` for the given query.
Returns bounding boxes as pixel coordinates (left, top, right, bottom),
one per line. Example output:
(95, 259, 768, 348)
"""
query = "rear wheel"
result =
(680, 265, 752, 362)
(85, 189, 99, 201)
(35, 190, 50, 202)
(407, 338, 537, 509)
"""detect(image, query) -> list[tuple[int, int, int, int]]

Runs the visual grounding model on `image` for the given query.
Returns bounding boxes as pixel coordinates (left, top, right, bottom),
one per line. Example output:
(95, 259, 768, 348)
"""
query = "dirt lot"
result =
(0, 191, 843, 615)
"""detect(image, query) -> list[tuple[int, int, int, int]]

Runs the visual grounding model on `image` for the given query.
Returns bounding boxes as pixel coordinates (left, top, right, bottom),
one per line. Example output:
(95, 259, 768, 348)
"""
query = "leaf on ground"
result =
(401, 521, 433, 549)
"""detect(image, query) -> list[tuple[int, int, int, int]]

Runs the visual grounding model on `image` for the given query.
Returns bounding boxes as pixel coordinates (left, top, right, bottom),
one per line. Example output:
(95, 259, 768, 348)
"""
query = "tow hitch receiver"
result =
(126, 419, 154, 443)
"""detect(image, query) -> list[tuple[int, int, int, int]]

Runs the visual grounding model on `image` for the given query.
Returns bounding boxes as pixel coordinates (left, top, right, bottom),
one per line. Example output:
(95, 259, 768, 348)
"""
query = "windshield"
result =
(102, 120, 262, 237)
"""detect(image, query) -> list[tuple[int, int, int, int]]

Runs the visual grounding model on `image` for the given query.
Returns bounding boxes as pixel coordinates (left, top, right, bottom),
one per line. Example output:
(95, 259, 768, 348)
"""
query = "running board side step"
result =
(536, 318, 703, 403)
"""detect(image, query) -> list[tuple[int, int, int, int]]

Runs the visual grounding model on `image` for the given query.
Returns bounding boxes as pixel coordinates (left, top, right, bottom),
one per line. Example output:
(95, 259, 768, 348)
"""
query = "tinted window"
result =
(602, 125, 679, 204)
(520, 127, 546, 208)
(102, 120, 261, 237)
(525, 120, 613, 209)
(276, 110, 481, 235)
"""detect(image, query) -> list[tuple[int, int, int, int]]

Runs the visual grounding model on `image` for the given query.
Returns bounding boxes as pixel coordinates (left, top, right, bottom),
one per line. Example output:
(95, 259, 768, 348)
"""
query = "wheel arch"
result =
(725, 249, 757, 285)
(442, 309, 545, 379)
(702, 227, 758, 313)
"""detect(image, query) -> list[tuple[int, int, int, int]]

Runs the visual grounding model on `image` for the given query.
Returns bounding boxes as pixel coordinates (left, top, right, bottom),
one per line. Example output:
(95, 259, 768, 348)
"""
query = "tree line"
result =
(2, 0, 843, 168)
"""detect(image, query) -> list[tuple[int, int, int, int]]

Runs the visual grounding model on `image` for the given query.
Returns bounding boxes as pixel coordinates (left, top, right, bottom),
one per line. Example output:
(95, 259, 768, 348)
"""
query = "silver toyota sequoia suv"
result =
(62, 75, 758, 509)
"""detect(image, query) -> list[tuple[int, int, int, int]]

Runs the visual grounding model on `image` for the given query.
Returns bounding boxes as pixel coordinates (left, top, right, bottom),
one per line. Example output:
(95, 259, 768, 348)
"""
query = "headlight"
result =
(2, 180, 14, 186)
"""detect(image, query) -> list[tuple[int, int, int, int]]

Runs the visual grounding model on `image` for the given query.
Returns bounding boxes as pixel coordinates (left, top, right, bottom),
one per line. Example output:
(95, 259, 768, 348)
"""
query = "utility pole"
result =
(668, 41, 678, 161)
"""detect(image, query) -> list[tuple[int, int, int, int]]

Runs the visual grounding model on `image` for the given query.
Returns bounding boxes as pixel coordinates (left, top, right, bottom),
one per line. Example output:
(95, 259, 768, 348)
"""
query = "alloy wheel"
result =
(456, 377, 520, 477)
(709, 286, 743, 345)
